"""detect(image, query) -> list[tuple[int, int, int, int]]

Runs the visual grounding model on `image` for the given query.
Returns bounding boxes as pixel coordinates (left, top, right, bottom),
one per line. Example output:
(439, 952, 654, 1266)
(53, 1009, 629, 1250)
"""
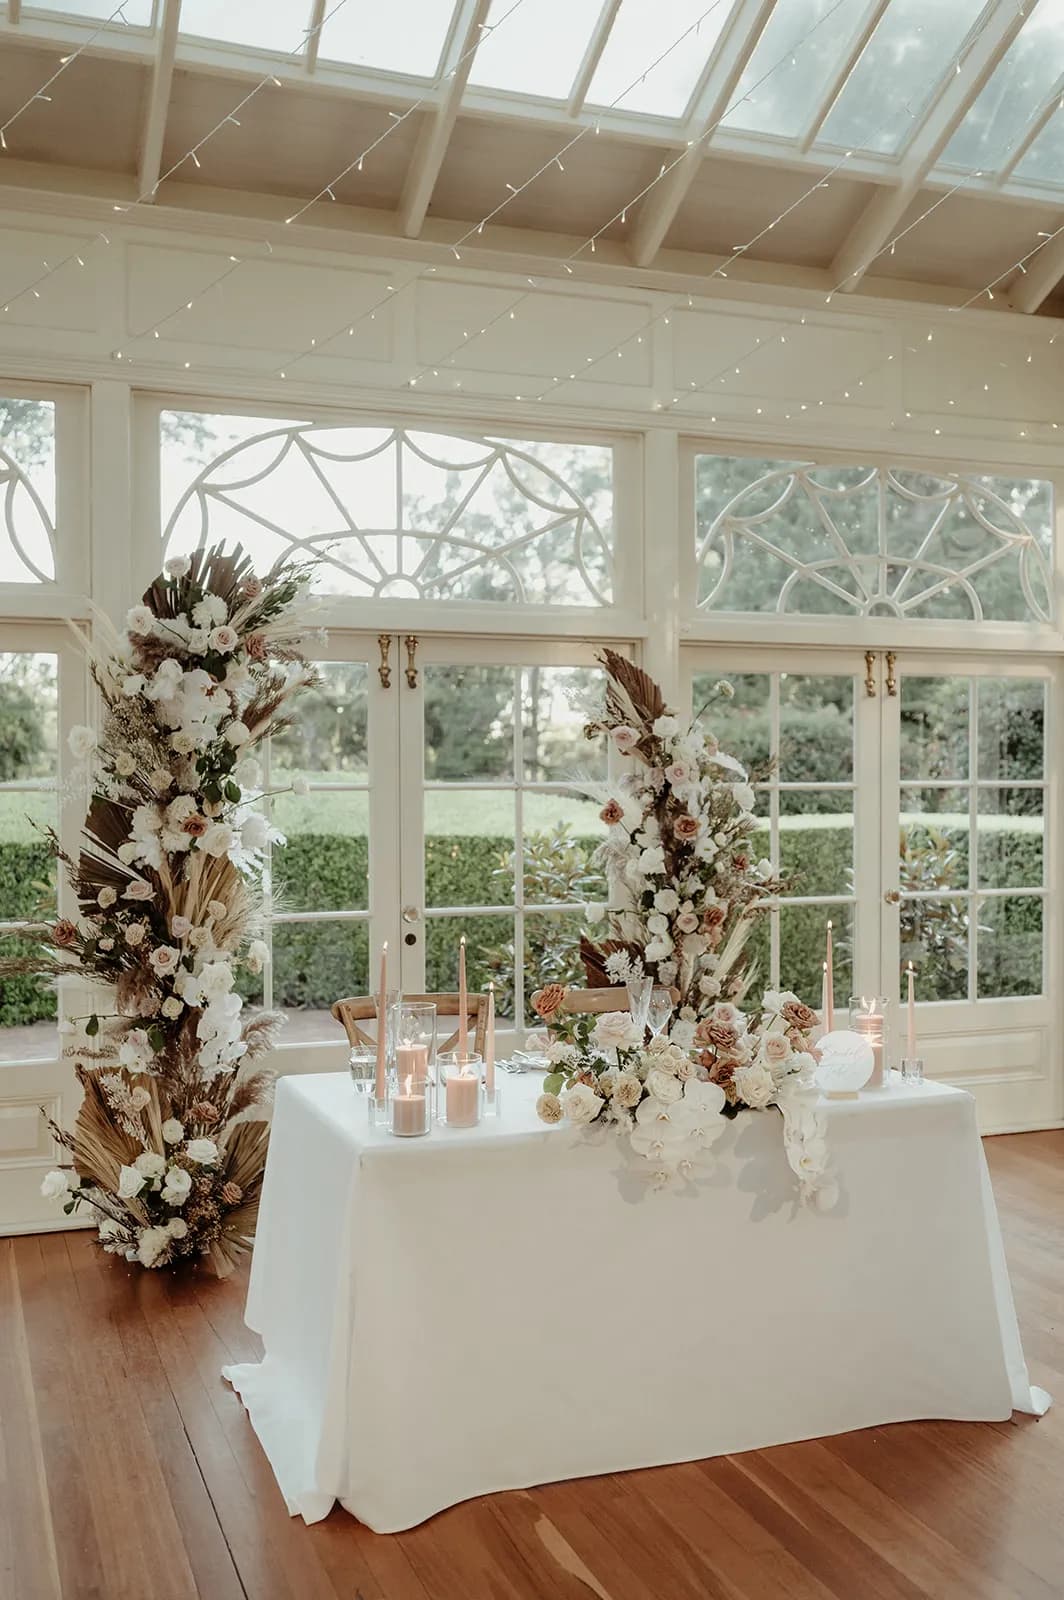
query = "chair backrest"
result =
(555, 985, 679, 1015)
(330, 992, 489, 1057)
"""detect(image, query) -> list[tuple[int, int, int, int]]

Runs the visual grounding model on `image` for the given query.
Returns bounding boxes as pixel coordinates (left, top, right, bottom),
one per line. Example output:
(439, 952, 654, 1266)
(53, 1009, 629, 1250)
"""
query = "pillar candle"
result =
(485, 982, 496, 1095)
(395, 1044, 428, 1085)
(825, 921, 834, 1032)
(446, 1069, 479, 1128)
(374, 942, 388, 1100)
(458, 934, 468, 1061)
(854, 1008, 884, 1086)
(391, 1075, 427, 1136)
(906, 962, 916, 1060)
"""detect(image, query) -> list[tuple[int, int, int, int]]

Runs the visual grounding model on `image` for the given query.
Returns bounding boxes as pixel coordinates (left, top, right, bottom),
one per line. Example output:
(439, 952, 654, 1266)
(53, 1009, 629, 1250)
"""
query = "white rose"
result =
(209, 625, 239, 654)
(591, 1011, 643, 1053)
(224, 721, 251, 748)
(170, 732, 196, 755)
(240, 814, 269, 852)
(536, 1093, 563, 1124)
(676, 912, 699, 934)
(136, 1226, 171, 1268)
(148, 945, 180, 976)
(125, 605, 155, 636)
(117, 1164, 146, 1199)
(187, 628, 209, 653)
(40, 1169, 71, 1200)
(646, 913, 670, 937)
(734, 1061, 776, 1110)
(114, 751, 136, 777)
(123, 879, 154, 902)
(761, 1031, 792, 1067)
(545, 1039, 577, 1066)
(161, 1118, 185, 1144)
(613, 1072, 643, 1108)
(161, 1166, 192, 1206)
(97, 886, 117, 909)
(611, 725, 640, 753)
(161, 997, 183, 1020)
(670, 1018, 697, 1050)
(121, 674, 146, 698)
(199, 960, 235, 999)
(171, 915, 192, 938)
(134, 1151, 166, 1181)
(150, 767, 172, 791)
(168, 1216, 189, 1238)
(247, 938, 269, 967)
(164, 556, 190, 578)
(646, 1068, 684, 1104)
(201, 823, 234, 858)
(185, 1138, 218, 1165)
(645, 936, 673, 962)
(653, 888, 679, 914)
(123, 923, 146, 947)
(638, 845, 666, 876)
(129, 1087, 151, 1111)
(68, 724, 97, 760)
(562, 1083, 603, 1125)
(192, 595, 227, 627)
(651, 715, 681, 740)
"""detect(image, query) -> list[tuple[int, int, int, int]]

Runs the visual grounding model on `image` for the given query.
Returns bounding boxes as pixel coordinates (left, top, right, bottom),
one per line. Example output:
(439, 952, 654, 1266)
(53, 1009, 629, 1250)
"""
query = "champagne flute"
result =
(648, 987, 673, 1039)
(626, 973, 652, 1034)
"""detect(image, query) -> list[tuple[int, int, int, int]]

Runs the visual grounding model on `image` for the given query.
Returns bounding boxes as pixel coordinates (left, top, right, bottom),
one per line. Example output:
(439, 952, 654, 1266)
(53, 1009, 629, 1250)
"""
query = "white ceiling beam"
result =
(304, 0, 327, 74)
(1008, 226, 1064, 311)
(629, 0, 778, 269)
(995, 73, 1064, 184)
(138, 0, 181, 201)
(398, 0, 489, 240)
(566, 0, 622, 119)
(798, 0, 890, 152)
(831, 0, 1035, 292)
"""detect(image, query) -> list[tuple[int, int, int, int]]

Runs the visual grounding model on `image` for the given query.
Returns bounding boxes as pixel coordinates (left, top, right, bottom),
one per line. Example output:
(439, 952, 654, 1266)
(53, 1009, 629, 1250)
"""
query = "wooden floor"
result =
(1, 1132, 1061, 1600)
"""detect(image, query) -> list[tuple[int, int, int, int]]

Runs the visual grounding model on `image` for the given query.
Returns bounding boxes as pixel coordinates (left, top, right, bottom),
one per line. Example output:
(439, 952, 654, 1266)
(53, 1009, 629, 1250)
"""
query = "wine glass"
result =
(648, 987, 673, 1039)
(626, 974, 652, 1035)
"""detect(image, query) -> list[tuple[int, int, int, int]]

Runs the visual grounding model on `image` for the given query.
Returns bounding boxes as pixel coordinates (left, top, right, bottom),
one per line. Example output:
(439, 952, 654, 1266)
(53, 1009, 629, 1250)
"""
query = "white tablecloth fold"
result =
(224, 1071, 1049, 1532)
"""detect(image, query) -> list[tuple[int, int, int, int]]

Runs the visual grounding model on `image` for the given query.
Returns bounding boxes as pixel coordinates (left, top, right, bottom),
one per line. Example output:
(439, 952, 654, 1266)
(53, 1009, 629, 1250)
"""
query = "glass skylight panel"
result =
(820, 0, 987, 155)
(586, 0, 734, 119)
(944, 1, 1064, 175)
(1015, 112, 1064, 185)
(178, 1, 304, 55)
(317, 0, 455, 78)
(26, 0, 152, 22)
(469, 0, 603, 99)
(720, 0, 869, 141)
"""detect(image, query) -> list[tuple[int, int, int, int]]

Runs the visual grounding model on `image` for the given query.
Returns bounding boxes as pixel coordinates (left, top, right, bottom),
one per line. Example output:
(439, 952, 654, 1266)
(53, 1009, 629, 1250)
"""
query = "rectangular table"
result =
(224, 1070, 1049, 1533)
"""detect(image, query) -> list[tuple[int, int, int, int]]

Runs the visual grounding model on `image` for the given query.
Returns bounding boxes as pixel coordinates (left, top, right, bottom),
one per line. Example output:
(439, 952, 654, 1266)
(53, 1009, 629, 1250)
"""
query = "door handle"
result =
(883, 890, 900, 904)
(402, 906, 420, 923)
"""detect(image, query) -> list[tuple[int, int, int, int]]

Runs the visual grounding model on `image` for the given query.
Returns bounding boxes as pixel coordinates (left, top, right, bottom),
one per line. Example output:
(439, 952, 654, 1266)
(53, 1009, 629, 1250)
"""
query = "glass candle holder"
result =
(438, 1051, 483, 1128)
(848, 995, 893, 1087)
(391, 1001, 437, 1087)
(388, 1073, 432, 1137)
(348, 1046, 378, 1095)
(901, 1056, 925, 1084)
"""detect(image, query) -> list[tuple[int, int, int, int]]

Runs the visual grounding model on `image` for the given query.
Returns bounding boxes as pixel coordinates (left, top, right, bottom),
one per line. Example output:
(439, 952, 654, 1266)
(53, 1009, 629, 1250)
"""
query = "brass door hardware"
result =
(884, 889, 901, 904)
(864, 651, 877, 698)
(377, 634, 392, 689)
(885, 651, 897, 697)
(403, 634, 419, 688)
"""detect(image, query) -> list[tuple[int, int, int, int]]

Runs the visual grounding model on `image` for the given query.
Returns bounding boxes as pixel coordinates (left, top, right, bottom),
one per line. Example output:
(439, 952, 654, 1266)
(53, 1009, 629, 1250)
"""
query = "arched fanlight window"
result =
(163, 419, 614, 608)
(695, 459, 1052, 624)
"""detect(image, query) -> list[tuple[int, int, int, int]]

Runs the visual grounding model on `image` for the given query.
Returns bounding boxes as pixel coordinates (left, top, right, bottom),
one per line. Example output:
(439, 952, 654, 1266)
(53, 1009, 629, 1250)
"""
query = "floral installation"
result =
(3, 543, 322, 1274)
(580, 650, 784, 1040)
(532, 983, 836, 1207)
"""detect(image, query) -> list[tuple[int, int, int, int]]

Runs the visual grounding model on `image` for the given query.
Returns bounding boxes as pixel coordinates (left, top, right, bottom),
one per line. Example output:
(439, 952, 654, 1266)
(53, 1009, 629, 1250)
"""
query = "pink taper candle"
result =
(458, 934, 468, 1062)
(907, 961, 916, 1060)
(825, 920, 835, 1032)
(375, 941, 388, 1100)
(485, 982, 495, 1095)
(820, 960, 829, 1030)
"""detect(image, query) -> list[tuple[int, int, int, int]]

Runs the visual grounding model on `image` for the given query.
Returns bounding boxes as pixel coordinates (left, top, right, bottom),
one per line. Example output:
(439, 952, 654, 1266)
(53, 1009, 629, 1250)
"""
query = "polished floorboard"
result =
(1, 1130, 1061, 1600)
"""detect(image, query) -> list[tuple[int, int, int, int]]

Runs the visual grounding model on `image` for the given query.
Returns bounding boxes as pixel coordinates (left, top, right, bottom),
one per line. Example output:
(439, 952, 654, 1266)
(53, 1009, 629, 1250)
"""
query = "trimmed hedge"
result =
(0, 823, 1044, 1024)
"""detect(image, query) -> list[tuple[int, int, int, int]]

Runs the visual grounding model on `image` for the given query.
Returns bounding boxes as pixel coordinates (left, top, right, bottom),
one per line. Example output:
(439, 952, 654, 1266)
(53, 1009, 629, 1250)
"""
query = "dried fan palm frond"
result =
(68, 1067, 151, 1220)
(596, 648, 666, 730)
(579, 934, 643, 988)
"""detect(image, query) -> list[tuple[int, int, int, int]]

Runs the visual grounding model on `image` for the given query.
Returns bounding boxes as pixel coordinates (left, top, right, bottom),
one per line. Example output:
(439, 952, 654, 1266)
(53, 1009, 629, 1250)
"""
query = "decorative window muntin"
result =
(162, 416, 614, 608)
(695, 458, 1053, 625)
(0, 398, 57, 586)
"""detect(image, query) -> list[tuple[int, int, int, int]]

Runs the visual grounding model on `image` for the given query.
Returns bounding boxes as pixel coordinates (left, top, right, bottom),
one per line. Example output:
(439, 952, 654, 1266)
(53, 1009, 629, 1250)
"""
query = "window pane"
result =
(271, 662, 369, 781)
(901, 898, 969, 1001)
(901, 677, 969, 782)
(779, 674, 853, 782)
(522, 802, 605, 906)
(178, 0, 298, 52)
(723, 0, 870, 140)
(780, 791, 852, 897)
(425, 665, 515, 780)
(0, 397, 56, 585)
(587, 0, 733, 117)
(425, 793, 514, 907)
(163, 417, 615, 608)
(780, 902, 851, 1012)
(695, 457, 1053, 624)
(977, 790, 1044, 892)
(978, 896, 1043, 998)
(821, 0, 987, 155)
(522, 666, 606, 782)
(273, 793, 369, 913)
(692, 670, 771, 771)
(901, 794, 970, 894)
(318, 0, 452, 75)
(31, 0, 151, 20)
(471, 0, 603, 98)
(978, 679, 1044, 781)
(425, 915, 515, 1023)
(1015, 111, 1064, 184)
(272, 919, 369, 1041)
(945, 0, 1064, 176)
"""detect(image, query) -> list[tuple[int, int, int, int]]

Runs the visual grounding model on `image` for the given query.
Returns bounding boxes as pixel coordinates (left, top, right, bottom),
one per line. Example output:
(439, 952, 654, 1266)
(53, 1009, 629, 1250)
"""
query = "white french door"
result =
(681, 646, 1062, 1133)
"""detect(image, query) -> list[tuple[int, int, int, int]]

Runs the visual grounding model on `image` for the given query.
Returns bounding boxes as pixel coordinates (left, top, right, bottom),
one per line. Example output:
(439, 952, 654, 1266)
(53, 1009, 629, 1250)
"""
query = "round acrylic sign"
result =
(815, 1029, 875, 1094)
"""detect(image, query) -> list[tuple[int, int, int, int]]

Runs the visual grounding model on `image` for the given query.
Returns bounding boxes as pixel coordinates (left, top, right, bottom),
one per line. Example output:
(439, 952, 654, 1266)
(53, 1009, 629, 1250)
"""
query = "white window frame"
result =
(0, 380, 90, 621)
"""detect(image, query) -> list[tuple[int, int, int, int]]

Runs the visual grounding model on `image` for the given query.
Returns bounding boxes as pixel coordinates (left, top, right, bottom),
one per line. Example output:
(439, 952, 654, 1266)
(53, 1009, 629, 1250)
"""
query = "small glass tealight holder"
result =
(350, 1047, 390, 1125)
(848, 995, 893, 1088)
(388, 1072, 432, 1137)
(483, 1082, 503, 1118)
(438, 1051, 483, 1128)
(901, 1056, 925, 1085)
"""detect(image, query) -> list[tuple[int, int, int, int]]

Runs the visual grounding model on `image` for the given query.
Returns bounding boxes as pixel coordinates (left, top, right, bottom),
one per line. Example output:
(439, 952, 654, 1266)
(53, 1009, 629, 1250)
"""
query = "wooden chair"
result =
(331, 992, 489, 1057)
(555, 985, 680, 1015)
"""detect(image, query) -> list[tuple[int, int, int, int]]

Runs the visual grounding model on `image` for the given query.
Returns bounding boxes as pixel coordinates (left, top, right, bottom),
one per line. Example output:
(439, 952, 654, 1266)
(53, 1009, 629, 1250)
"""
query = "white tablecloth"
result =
(224, 1071, 1050, 1533)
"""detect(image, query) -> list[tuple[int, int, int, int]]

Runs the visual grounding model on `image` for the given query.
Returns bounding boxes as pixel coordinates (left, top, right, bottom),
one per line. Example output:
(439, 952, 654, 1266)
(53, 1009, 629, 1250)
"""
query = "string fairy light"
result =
(0, 1, 134, 153)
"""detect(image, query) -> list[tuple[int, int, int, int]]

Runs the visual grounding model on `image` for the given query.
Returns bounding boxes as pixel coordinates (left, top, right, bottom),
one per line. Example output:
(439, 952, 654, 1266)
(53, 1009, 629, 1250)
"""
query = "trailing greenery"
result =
(0, 821, 1044, 1025)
